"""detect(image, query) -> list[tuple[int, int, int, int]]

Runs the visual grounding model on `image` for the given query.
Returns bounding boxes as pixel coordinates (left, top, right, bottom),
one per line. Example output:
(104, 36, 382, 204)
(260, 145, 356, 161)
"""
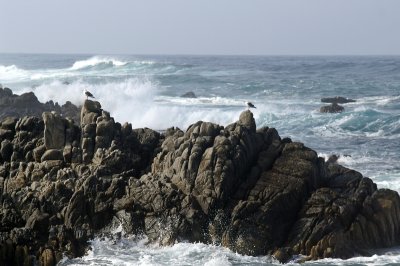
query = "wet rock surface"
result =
(1, 97, 400, 265)
(321, 96, 356, 104)
(320, 103, 345, 113)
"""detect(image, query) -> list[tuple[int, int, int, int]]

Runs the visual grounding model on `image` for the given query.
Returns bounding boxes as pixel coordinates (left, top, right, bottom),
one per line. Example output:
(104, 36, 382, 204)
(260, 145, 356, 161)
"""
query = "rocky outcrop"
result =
(321, 96, 356, 104)
(320, 103, 345, 113)
(180, 91, 197, 98)
(1, 96, 400, 265)
(0, 87, 80, 123)
(319, 96, 356, 113)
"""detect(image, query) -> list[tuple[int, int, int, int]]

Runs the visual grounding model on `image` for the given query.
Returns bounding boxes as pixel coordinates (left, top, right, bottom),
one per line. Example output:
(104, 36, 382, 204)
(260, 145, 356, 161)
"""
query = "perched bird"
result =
(246, 101, 256, 109)
(84, 89, 95, 100)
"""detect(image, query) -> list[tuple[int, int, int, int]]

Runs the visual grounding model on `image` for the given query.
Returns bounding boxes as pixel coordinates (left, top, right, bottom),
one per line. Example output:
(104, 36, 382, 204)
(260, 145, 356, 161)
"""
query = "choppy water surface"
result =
(1, 54, 399, 265)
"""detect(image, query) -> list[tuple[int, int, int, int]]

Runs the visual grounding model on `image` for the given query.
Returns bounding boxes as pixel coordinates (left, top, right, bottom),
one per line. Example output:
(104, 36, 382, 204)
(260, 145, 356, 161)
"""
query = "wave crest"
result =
(0, 64, 28, 81)
(70, 56, 127, 70)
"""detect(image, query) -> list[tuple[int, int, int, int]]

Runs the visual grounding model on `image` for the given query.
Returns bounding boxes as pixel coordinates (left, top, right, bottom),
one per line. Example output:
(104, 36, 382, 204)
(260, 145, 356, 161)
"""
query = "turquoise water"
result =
(1, 54, 400, 265)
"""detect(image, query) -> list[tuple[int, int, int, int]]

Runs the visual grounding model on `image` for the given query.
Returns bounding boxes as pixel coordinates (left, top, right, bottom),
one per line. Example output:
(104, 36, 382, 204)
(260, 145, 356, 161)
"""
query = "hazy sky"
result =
(1, 0, 399, 55)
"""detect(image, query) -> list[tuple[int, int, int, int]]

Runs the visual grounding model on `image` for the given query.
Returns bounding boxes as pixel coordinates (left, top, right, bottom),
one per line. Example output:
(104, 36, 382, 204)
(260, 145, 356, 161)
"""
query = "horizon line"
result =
(1, 51, 400, 57)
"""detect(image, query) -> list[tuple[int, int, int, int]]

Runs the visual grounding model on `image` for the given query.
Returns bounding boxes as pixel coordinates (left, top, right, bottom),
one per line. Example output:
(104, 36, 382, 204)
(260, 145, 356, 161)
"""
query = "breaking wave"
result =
(13, 79, 243, 130)
(60, 236, 400, 266)
(0, 64, 29, 81)
(70, 56, 128, 70)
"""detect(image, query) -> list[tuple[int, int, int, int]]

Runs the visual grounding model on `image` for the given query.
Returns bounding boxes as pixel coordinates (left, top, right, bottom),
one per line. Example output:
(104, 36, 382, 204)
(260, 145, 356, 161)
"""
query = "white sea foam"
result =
(59, 236, 276, 266)
(59, 236, 400, 266)
(14, 79, 244, 130)
(0, 64, 29, 81)
(336, 153, 377, 166)
(300, 249, 400, 266)
(70, 56, 127, 70)
(353, 95, 400, 108)
(155, 96, 245, 107)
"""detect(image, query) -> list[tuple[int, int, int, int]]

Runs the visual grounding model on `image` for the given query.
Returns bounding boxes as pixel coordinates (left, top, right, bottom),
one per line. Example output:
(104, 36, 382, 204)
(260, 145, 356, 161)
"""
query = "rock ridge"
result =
(0, 87, 80, 123)
(0, 99, 399, 265)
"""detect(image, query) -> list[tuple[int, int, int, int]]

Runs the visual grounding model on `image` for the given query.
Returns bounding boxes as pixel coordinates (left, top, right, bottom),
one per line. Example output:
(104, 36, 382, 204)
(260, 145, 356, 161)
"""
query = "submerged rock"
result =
(1, 91, 400, 265)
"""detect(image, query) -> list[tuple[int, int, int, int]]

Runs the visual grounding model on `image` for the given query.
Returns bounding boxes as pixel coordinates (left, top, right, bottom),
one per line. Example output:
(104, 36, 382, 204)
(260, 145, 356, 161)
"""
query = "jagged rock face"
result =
(43, 112, 66, 149)
(0, 100, 164, 265)
(1, 105, 400, 265)
(144, 110, 400, 261)
(80, 100, 102, 163)
(0, 87, 80, 123)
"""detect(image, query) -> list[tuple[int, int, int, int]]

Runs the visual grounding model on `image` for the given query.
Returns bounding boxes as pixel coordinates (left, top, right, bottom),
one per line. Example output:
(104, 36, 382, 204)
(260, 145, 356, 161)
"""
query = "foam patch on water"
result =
(371, 172, 400, 194)
(59, 236, 400, 266)
(59, 237, 276, 266)
(300, 248, 400, 266)
(155, 96, 245, 107)
(356, 95, 400, 106)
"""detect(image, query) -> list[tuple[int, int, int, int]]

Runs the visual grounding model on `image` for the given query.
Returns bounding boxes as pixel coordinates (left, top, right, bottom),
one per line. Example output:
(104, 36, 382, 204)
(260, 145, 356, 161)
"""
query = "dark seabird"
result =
(246, 101, 256, 109)
(84, 89, 95, 100)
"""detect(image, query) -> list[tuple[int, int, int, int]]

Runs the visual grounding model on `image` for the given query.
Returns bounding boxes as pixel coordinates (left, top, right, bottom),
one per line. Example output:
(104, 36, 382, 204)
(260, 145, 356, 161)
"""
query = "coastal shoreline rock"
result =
(0, 87, 80, 123)
(1, 89, 400, 265)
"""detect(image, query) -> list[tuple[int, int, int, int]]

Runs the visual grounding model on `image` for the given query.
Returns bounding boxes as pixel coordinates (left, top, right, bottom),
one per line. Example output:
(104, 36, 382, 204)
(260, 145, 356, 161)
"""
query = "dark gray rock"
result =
(1, 94, 400, 266)
(0, 129, 14, 140)
(320, 103, 345, 113)
(1, 139, 13, 161)
(25, 209, 50, 233)
(41, 149, 64, 162)
(1, 116, 18, 130)
(321, 96, 356, 104)
(180, 91, 197, 98)
(43, 112, 66, 149)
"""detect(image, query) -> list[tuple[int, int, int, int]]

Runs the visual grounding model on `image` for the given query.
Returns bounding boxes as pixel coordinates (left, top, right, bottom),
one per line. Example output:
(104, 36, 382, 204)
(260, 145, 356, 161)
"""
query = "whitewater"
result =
(1, 54, 400, 265)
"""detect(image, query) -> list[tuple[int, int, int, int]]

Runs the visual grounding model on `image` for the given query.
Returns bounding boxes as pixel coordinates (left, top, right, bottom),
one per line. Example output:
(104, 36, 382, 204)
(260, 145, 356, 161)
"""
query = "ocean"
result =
(1, 54, 400, 265)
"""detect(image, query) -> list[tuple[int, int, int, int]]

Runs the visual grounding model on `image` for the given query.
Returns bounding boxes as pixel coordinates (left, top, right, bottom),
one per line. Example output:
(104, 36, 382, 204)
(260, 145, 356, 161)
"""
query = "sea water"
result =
(1, 54, 399, 265)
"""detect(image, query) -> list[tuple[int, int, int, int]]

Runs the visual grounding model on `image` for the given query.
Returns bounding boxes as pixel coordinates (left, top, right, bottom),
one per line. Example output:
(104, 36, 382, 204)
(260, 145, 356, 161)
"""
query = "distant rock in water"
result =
(0, 87, 80, 123)
(180, 91, 197, 98)
(1, 95, 400, 265)
(321, 96, 356, 104)
(327, 154, 339, 163)
(320, 103, 345, 113)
